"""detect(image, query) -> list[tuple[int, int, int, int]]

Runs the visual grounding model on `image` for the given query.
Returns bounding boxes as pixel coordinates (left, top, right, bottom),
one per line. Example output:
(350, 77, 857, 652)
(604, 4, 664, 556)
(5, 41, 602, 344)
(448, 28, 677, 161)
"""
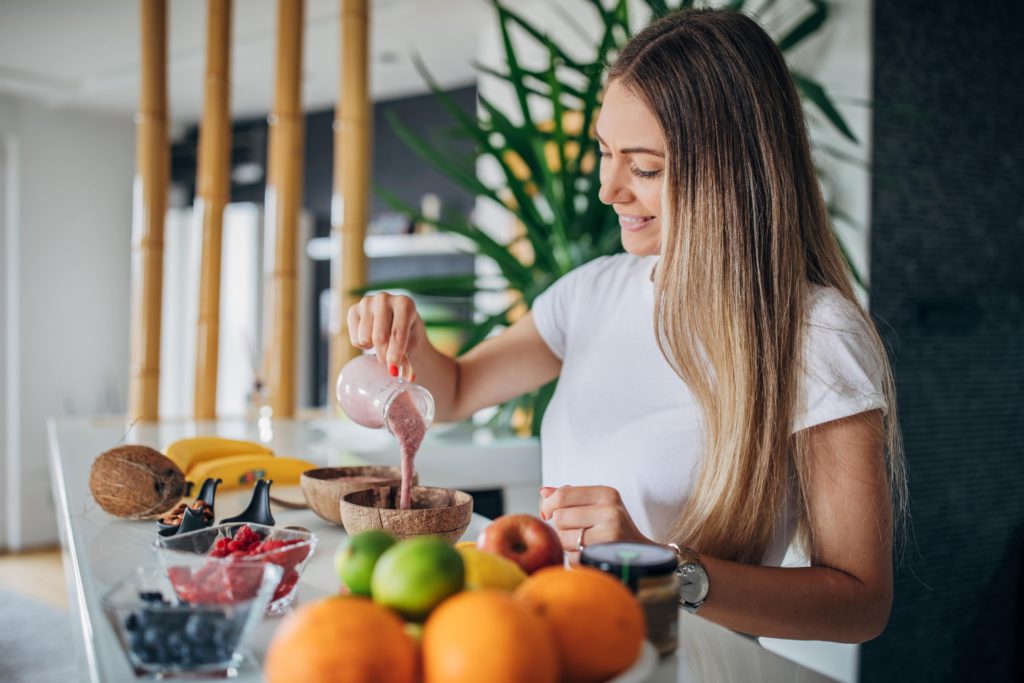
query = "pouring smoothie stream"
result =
(335, 355, 433, 510)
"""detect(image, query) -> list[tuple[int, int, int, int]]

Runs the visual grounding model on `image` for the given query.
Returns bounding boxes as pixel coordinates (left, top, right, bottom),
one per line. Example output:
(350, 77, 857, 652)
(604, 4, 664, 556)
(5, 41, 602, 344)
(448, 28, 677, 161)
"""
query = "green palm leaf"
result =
(792, 71, 859, 143)
(777, 0, 827, 53)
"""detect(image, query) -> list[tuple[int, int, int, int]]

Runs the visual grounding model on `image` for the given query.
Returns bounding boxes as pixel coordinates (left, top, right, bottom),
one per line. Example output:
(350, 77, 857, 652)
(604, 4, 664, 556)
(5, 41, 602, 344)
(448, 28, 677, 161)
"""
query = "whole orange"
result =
(515, 566, 646, 683)
(264, 596, 417, 683)
(421, 589, 560, 683)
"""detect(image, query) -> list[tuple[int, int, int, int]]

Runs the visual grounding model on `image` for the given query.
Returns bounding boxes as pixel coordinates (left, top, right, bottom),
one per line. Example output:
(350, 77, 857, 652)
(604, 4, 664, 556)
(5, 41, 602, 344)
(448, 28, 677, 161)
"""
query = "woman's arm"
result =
(695, 410, 893, 642)
(541, 410, 893, 643)
(348, 293, 561, 422)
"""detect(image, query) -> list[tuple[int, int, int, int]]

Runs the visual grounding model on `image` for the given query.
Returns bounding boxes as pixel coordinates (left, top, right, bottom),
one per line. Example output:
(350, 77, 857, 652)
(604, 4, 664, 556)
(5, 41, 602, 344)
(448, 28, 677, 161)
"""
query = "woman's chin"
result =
(621, 230, 660, 257)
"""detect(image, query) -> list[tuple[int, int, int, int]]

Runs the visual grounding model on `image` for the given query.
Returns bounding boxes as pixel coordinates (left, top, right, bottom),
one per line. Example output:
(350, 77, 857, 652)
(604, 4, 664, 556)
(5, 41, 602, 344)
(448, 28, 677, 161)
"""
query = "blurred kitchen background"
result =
(0, 1, 1021, 682)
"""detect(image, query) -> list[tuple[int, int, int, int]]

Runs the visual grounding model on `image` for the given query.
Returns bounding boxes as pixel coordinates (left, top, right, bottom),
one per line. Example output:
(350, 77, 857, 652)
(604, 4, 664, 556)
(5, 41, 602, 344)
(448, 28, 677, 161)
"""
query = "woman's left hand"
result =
(540, 485, 652, 563)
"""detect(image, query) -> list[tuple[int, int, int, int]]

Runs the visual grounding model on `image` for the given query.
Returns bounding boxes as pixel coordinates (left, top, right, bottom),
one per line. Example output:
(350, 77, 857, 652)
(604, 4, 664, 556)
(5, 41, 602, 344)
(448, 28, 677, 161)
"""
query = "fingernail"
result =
(389, 364, 398, 377)
(410, 372, 416, 383)
(539, 486, 555, 498)
(540, 509, 547, 521)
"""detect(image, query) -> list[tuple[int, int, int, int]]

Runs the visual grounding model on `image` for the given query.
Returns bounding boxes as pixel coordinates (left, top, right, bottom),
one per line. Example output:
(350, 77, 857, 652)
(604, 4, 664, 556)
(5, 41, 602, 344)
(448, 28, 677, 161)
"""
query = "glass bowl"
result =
(101, 564, 281, 678)
(153, 523, 318, 614)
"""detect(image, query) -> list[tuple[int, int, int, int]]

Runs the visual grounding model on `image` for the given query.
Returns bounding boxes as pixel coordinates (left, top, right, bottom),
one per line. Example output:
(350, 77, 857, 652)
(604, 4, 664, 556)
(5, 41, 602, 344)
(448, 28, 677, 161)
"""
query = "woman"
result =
(347, 8, 905, 643)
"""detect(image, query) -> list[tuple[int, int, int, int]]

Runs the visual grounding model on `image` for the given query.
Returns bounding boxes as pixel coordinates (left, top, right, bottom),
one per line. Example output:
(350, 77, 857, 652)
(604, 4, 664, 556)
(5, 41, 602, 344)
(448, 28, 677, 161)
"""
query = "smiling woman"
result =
(345, 6, 906, 645)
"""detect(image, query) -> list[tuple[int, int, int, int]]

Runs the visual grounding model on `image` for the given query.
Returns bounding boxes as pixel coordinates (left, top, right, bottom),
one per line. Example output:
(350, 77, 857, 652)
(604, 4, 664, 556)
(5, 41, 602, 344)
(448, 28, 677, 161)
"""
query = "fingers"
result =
(345, 294, 420, 373)
(553, 520, 614, 555)
(370, 295, 394, 364)
(347, 304, 369, 349)
(539, 485, 619, 521)
(387, 296, 417, 367)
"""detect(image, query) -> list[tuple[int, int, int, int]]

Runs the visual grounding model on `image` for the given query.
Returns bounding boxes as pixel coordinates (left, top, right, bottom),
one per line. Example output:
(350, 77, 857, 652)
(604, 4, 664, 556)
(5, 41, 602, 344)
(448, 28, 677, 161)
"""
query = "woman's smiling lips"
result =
(618, 214, 656, 232)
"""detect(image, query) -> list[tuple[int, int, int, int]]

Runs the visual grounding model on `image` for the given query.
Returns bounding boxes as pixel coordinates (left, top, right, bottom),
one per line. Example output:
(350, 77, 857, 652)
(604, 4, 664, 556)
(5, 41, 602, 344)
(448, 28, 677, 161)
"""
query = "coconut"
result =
(88, 445, 186, 519)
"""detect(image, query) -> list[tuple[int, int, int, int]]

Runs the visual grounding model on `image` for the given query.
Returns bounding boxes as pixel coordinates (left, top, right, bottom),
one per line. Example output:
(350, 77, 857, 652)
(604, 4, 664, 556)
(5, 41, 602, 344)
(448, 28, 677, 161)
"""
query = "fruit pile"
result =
(169, 525, 310, 604)
(163, 436, 316, 490)
(265, 514, 647, 683)
(120, 591, 244, 669)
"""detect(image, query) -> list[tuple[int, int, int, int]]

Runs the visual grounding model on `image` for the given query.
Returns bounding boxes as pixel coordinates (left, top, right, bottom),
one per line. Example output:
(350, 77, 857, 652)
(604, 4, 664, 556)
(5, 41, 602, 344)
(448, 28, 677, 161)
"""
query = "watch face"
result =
(678, 563, 709, 605)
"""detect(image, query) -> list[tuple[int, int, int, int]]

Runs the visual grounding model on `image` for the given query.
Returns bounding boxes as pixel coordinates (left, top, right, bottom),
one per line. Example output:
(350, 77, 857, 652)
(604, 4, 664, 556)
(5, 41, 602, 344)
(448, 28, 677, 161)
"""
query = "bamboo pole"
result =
(128, 0, 169, 422)
(193, 0, 233, 420)
(330, 0, 372, 388)
(263, 0, 305, 418)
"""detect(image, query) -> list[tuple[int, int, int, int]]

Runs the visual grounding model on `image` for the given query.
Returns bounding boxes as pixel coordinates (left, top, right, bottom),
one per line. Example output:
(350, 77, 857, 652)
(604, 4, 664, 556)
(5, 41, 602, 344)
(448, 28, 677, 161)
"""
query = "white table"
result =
(47, 415, 835, 683)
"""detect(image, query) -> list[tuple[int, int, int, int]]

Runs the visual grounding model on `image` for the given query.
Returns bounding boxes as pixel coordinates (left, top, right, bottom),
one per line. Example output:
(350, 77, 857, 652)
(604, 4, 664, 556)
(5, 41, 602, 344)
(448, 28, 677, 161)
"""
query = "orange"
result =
(264, 596, 417, 683)
(515, 566, 646, 683)
(421, 589, 560, 683)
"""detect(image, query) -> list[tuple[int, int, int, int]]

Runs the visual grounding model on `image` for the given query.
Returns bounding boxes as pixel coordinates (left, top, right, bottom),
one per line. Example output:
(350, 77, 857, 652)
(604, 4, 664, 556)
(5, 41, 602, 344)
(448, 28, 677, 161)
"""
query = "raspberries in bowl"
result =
(155, 523, 317, 614)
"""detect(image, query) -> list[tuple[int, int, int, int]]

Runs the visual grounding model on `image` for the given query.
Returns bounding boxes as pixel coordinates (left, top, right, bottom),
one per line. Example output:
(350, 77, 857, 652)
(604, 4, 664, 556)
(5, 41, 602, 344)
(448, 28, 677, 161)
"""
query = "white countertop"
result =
(47, 415, 835, 683)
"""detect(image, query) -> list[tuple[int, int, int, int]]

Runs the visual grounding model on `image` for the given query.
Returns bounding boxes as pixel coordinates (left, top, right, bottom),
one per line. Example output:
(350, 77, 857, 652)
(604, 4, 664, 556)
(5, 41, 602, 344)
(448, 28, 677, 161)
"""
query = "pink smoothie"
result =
(387, 391, 427, 510)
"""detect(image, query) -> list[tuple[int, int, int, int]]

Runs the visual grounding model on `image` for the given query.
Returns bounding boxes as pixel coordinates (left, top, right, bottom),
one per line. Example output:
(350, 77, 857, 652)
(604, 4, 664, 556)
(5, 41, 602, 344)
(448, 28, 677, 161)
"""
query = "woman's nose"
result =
(598, 168, 629, 206)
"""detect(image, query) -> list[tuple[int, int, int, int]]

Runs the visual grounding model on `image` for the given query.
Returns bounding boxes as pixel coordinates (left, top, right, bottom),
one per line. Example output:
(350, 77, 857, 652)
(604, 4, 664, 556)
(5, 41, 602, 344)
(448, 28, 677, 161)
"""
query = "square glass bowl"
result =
(101, 564, 281, 678)
(153, 523, 317, 614)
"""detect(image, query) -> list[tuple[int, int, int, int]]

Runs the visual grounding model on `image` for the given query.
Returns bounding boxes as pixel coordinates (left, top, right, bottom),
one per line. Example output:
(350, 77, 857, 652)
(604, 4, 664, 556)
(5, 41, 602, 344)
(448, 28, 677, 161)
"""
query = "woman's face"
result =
(596, 80, 666, 256)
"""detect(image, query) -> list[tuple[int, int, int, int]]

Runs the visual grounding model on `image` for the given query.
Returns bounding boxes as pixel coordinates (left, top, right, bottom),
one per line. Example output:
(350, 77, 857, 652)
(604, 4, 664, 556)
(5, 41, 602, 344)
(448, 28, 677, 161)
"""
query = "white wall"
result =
(0, 95, 135, 549)
(0, 122, 10, 552)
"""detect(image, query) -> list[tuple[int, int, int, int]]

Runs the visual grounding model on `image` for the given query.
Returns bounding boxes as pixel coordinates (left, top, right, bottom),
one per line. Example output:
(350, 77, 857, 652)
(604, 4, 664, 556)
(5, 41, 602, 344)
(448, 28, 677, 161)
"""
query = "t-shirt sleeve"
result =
(793, 289, 889, 434)
(531, 257, 608, 360)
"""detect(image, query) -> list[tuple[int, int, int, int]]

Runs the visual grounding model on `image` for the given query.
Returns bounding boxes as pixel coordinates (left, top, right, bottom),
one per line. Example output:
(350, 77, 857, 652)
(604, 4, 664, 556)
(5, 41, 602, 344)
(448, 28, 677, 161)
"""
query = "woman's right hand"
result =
(347, 293, 427, 375)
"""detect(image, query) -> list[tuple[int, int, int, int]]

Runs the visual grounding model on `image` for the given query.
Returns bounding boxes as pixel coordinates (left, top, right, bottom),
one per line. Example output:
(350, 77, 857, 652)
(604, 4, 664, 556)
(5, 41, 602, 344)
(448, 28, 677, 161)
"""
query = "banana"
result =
(165, 437, 273, 473)
(186, 454, 316, 489)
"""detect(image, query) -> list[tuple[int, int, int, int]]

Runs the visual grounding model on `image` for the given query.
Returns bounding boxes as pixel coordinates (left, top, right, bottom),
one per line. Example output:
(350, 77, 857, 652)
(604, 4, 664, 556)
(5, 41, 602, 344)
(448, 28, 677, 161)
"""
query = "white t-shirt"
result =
(532, 253, 887, 565)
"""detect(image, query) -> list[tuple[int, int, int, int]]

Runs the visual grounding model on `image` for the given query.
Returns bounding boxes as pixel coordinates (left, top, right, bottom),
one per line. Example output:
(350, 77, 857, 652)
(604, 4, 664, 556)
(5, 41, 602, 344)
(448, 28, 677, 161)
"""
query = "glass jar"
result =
(580, 542, 679, 657)
(335, 354, 435, 433)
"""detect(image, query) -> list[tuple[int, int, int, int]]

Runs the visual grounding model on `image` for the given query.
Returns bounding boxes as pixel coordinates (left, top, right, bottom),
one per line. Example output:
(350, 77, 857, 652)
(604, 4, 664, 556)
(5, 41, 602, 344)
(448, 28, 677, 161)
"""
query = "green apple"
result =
(335, 530, 397, 596)
(371, 537, 465, 620)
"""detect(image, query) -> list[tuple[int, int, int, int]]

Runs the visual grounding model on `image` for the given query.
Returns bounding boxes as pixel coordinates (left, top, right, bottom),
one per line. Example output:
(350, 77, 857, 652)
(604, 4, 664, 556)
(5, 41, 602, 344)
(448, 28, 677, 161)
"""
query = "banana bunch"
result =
(165, 437, 315, 490)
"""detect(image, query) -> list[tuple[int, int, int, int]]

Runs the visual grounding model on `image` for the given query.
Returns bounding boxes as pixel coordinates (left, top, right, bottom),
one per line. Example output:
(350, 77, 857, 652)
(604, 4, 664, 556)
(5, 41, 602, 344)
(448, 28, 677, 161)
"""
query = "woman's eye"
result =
(631, 165, 662, 179)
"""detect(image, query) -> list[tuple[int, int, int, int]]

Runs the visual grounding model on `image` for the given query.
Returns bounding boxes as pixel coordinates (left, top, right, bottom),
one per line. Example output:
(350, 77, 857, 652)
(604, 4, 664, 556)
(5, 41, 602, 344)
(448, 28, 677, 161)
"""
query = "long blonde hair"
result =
(609, 9, 905, 563)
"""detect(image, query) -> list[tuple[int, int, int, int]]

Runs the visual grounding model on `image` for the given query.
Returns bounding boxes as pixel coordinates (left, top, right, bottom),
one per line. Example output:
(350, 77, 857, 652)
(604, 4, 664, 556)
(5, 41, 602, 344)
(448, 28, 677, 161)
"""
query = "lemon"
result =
(457, 544, 527, 592)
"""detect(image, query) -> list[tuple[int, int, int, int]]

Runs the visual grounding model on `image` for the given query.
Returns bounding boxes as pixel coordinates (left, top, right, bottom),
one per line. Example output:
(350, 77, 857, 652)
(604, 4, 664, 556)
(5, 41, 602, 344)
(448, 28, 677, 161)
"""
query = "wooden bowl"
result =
(340, 486, 473, 543)
(300, 466, 413, 526)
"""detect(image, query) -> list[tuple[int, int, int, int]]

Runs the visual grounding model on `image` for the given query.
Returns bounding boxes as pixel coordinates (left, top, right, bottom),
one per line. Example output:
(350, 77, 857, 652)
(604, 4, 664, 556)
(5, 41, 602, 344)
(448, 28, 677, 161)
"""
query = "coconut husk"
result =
(340, 486, 473, 543)
(88, 445, 186, 519)
(300, 466, 416, 525)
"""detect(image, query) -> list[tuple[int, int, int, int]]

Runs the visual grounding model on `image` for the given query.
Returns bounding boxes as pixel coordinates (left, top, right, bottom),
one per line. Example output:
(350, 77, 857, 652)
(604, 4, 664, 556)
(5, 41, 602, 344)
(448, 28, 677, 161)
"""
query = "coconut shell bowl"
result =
(300, 466, 415, 526)
(340, 486, 473, 543)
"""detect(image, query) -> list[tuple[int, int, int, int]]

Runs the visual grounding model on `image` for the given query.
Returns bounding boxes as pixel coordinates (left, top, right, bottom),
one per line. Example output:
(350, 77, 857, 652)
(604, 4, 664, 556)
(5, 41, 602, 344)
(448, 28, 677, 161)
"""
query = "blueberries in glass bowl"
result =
(121, 595, 244, 668)
(102, 565, 281, 676)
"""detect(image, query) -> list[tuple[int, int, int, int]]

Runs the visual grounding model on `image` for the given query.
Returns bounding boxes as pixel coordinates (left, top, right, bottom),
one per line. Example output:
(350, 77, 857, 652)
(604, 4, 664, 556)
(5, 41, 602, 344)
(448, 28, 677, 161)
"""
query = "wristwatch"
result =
(668, 543, 709, 613)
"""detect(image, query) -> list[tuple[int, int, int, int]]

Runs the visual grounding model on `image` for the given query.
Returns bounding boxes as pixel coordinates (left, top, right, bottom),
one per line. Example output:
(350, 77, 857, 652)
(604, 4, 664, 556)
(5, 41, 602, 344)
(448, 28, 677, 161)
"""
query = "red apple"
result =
(476, 513, 564, 575)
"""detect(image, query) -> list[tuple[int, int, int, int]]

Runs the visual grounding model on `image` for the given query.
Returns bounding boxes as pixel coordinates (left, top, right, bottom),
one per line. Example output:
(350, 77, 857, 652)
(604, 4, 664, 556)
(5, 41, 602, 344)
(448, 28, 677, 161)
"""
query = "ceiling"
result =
(0, 0, 493, 124)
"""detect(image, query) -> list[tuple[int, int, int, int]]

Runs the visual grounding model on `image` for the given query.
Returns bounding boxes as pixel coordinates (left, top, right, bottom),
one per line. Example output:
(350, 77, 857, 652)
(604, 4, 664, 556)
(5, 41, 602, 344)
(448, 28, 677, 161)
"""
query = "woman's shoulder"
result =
(805, 284, 874, 338)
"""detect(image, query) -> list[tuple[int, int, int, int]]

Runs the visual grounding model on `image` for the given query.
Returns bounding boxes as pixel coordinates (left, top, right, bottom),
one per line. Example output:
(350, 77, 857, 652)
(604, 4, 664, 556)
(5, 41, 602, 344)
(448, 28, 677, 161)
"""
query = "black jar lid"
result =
(580, 542, 678, 591)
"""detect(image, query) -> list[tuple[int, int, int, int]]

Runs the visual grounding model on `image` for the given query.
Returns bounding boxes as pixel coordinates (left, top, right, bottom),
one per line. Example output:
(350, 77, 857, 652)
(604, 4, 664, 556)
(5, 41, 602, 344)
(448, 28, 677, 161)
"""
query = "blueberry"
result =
(193, 644, 216, 664)
(124, 612, 140, 632)
(128, 629, 144, 653)
(139, 591, 165, 604)
(164, 611, 189, 630)
(184, 613, 215, 643)
(141, 641, 166, 665)
(142, 625, 162, 649)
(166, 632, 190, 665)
